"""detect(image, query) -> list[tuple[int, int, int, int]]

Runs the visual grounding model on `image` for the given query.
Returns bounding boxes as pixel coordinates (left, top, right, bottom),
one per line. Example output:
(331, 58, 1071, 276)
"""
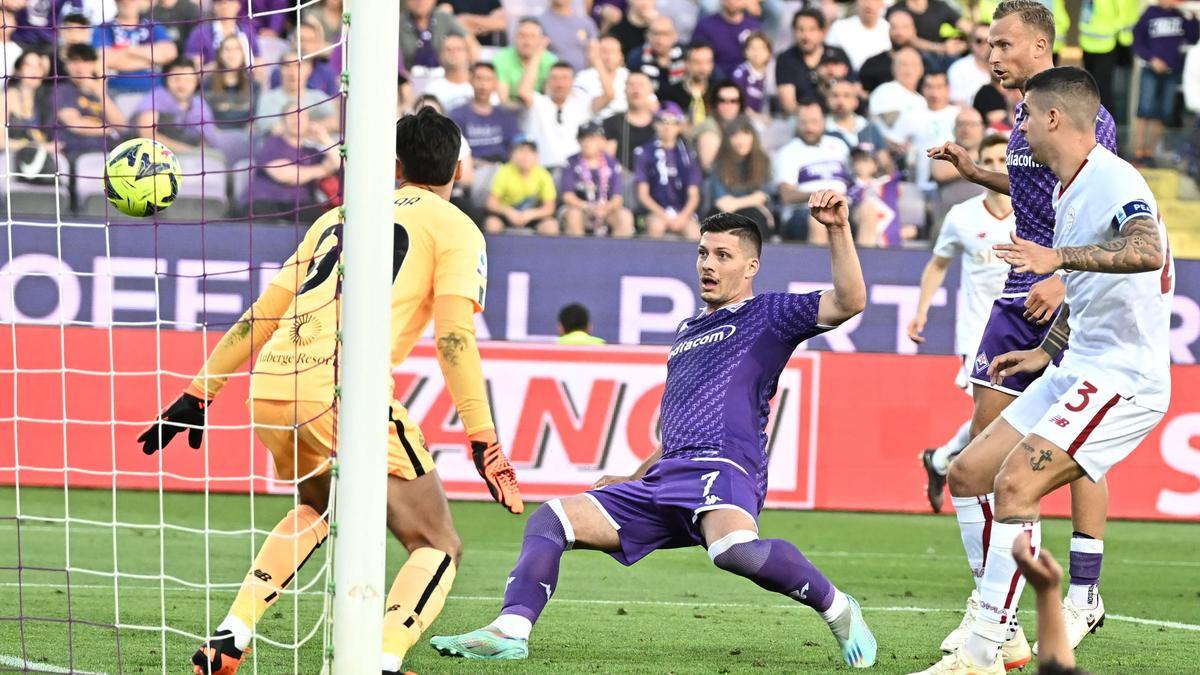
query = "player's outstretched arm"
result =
(1013, 532, 1076, 671)
(908, 255, 952, 343)
(432, 294, 524, 514)
(808, 190, 867, 326)
(137, 283, 292, 454)
(926, 142, 1011, 195)
(995, 216, 1165, 275)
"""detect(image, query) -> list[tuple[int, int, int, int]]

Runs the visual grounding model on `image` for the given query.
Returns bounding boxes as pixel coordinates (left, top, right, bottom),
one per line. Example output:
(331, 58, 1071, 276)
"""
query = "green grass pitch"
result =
(1, 487, 1197, 674)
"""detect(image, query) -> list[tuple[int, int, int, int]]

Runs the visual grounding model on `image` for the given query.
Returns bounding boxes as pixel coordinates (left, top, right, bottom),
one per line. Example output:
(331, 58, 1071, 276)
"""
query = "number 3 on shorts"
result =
(1065, 380, 1098, 412)
(700, 471, 719, 497)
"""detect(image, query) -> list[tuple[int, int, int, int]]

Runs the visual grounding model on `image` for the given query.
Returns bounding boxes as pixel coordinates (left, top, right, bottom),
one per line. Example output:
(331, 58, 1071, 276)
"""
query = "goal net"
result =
(0, 0, 387, 671)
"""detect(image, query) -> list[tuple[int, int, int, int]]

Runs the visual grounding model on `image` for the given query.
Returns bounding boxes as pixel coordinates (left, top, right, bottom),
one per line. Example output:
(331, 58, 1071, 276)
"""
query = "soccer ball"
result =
(104, 138, 182, 217)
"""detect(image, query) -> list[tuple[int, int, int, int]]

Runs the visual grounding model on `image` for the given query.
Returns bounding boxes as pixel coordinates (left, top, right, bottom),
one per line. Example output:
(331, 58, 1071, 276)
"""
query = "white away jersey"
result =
(1051, 146, 1174, 411)
(933, 194, 1015, 356)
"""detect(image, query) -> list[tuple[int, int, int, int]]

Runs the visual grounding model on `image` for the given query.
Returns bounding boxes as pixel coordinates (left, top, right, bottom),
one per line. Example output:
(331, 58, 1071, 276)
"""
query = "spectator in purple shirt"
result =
(559, 122, 635, 237)
(185, 0, 259, 71)
(634, 102, 702, 239)
(450, 62, 520, 210)
(12, 0, 54, 46)
(133, 57, 215, 154)
(267, 22, 339, 96)
(249, 104, 341, 222)
(691, 0, 762, 77)
(1132, 0, 1199, 164)
(54, 43, 129, 158)
(731, 30, 772, 115)
(93, 0, 179, 94)
(399, 0, 474, 71)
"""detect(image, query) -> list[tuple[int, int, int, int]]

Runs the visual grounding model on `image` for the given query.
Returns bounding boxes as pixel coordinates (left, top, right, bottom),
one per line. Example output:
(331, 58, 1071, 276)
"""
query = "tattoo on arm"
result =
(437, 332, 469, 367)
(221, 316, 254, 347)
(1057, 216, 1163, 273)
(1040, 305, 1070, 359)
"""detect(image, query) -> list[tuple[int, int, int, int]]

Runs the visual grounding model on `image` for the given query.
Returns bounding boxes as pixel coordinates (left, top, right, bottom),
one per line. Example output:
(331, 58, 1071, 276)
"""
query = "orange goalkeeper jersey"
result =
(250, 185, 488, 403)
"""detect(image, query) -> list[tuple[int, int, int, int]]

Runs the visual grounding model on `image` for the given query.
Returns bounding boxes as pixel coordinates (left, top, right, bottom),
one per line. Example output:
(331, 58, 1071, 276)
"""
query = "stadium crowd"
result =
(1, 0, 1196, 243)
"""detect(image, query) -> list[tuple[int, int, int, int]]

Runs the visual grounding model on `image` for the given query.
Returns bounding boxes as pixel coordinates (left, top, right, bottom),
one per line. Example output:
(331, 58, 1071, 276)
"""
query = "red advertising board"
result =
(1, 325, 1198, 520)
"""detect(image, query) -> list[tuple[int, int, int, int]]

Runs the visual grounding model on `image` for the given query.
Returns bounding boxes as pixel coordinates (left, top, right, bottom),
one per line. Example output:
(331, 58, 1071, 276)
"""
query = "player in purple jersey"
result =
(430, 197, 876, 668)
(924, 0, 1114, 667)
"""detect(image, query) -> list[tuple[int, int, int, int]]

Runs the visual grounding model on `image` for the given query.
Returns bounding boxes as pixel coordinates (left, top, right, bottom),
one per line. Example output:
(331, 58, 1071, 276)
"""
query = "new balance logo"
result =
(253, 569, 272, 582)
(1051, 415, 1070, 427)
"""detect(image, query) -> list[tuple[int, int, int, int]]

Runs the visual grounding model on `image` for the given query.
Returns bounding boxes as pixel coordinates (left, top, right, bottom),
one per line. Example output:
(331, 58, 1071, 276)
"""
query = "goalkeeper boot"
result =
(430, 628, 529, 660)
(833, 595, 877, 668)
(192, 630, 248, 675)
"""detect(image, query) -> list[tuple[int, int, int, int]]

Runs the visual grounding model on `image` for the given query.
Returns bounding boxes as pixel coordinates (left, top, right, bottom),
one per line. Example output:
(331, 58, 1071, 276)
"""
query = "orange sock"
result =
(228, 504, 329, 630)
(382, 548, 457, 661)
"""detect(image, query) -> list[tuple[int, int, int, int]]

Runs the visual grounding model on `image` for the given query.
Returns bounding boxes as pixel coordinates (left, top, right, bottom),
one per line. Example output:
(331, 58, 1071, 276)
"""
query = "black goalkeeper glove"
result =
(137, 392, 210, 455)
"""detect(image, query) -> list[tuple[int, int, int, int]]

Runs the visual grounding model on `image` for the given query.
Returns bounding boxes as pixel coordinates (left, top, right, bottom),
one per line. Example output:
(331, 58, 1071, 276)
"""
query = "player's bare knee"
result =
(991, 470, 1035, 516)
(947, 456, 980, 497)
(400, 527, 463, 565)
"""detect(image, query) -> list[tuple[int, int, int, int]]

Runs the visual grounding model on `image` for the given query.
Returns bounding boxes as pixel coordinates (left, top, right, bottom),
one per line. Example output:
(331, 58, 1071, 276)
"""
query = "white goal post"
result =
(331, 0, 400, 671)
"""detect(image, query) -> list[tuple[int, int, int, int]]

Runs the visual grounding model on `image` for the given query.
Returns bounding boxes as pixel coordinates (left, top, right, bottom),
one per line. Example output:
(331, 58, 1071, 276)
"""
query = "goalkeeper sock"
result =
(382, 548, 457, 662)
(227, 504, 328, 648)
(493, 500, 571, 638)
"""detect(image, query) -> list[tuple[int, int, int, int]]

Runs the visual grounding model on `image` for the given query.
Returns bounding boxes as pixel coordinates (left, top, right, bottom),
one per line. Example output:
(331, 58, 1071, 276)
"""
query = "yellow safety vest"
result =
(557, 331, 607, 346)
(1078, 0, 1124, 54)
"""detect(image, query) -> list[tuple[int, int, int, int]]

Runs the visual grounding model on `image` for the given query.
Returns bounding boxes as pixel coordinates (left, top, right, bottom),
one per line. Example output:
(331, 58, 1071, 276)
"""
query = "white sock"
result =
(819, 588, 850, 624)
(974, 520, 1041, 662)
(952, 493, 993, 594)
(380, 653, 402, 672)
(1068, 583, 1099, 608)
(490, 613, 532, 640)
(932, 421, 972, 474)
(217, 615, 253, 650)
(964, 616, 1006, 666)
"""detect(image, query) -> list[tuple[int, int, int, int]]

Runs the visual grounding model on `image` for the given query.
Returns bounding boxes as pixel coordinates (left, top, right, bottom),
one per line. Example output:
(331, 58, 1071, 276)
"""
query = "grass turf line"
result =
(1, 487, 1197, 674)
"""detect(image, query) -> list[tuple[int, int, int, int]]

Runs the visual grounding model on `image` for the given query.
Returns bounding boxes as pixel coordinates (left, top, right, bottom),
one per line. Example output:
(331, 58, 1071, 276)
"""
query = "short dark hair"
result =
(471, 61, 495, 75)
(62, 13, 90, 26)
(395, 107, 462, 186)
(550, 60, 575, 74)
(993, 0, 1056, 43)
(700, 212, 763, 257)
(65, 43, 98, 62)
(793, 8, 825, 31)
(163, 57, 196, 74)
(979, 133, 1009, 154)
(686, 41, 713, 58)
(1025, 66, 1100, 130)
(558, 303, 590, 333)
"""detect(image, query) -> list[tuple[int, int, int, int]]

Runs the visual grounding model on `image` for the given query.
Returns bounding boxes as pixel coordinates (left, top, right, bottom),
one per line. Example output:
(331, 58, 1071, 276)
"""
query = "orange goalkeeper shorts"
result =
(249, 399, 437, 482)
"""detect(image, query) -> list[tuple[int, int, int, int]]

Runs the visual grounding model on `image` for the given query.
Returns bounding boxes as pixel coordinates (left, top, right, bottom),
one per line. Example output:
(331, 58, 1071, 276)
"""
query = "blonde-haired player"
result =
(138, 107, 524, 674)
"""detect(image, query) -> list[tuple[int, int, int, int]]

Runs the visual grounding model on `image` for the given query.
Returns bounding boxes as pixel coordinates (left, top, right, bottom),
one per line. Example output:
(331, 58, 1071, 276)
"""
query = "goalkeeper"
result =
(138, 107, 524, 675)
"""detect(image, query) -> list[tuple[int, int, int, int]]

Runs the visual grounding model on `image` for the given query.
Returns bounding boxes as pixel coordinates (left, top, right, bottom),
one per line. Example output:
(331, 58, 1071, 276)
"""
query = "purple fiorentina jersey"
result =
(1006, 102, 1117, 294)
(658, 292, 830, 492)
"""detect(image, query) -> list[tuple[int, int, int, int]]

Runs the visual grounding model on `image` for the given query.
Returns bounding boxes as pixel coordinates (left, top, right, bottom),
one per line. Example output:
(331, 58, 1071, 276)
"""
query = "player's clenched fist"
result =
(137, 392, 211, 454)
(469, 430, 525, 514)
(1012, 531, 1062, 593)
(808, 190, 849, 229)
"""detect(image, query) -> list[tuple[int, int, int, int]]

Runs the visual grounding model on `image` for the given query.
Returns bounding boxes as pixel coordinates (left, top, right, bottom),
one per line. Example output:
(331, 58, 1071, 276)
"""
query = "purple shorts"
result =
(586, 457, 763, 566)
(969, 296, 1065, 395)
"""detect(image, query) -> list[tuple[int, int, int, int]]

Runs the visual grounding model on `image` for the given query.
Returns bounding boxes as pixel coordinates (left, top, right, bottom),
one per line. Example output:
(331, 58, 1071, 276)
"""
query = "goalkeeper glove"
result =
(137, 392, 210, 455)
(469, 430, 524, 514)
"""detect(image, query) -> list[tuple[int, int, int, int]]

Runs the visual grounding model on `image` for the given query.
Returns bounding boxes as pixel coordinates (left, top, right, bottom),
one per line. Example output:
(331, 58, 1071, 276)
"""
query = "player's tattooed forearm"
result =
(223, 317, 254, 346)
(1041, 305, 1070, 359)
(437, 332, 469, 366)
(1057, 216, 1163, 273)
(1020, 442, 1054, 471)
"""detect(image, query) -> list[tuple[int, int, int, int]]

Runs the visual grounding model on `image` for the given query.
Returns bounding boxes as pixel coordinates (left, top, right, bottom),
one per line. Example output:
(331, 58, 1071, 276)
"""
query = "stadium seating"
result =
(0, 151, 72, 216)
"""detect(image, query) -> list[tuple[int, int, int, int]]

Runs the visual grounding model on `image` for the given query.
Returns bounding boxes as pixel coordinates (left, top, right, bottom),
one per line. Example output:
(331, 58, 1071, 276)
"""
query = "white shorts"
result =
(1000, 364, 1163, 481)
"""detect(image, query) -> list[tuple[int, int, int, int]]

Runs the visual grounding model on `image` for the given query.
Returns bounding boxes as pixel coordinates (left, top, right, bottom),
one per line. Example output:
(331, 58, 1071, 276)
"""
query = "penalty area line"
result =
(0, 654, 108, 674)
